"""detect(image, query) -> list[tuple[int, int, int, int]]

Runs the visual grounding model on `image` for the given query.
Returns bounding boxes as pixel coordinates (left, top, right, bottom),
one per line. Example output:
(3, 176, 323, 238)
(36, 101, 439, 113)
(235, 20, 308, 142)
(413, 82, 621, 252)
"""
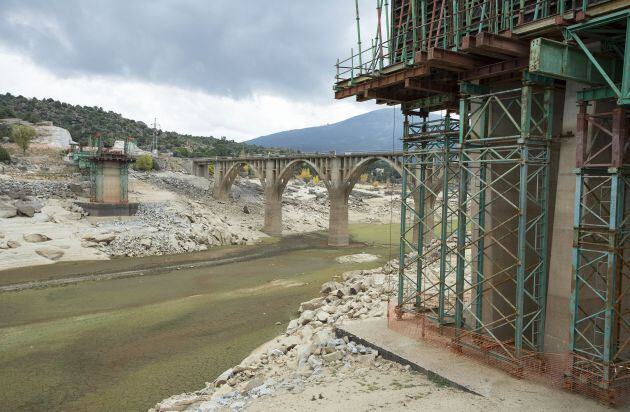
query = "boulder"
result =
(342, 270, 363, 282)
(322, 350, 343, 363)
(299, 310, 315, 325)
(320, 281, 343, 295)
(242, 205, 250, 214)
(0, 203, 17, 218)
(299, 297, 325, 313)
(239, 377, 264, 394)
(23, 233, 51, 243)
(296, 343, 315, 368)
(7, 240, 20, 249)
(285, 319, 299, 334)
(15, 199, 42, 215)
(36, 247, 64, 261)
(315, 310, 329, 323)
(94, 233, 116, 244)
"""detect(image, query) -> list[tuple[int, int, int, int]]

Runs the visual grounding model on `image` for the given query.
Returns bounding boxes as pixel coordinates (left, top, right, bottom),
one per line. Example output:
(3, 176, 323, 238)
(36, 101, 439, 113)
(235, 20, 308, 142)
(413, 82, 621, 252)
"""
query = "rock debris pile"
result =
(91, 202, 259, 258)
(152, 258, 401, 412)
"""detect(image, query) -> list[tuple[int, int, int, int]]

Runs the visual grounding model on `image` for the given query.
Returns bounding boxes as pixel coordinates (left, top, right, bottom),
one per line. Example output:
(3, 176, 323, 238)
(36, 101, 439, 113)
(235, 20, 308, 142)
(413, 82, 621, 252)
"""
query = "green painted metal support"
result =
(529, 38, 622, 85)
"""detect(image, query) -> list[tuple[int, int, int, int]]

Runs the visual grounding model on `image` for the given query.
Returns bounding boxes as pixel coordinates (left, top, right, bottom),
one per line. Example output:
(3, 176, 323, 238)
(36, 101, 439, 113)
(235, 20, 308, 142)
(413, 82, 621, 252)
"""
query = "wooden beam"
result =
(460, 58, 528, 81)
(427, 47, 488, 71)
(476, 32, 530, 58)
(334, 64, 430, 99)
(405, 78, 457, 94)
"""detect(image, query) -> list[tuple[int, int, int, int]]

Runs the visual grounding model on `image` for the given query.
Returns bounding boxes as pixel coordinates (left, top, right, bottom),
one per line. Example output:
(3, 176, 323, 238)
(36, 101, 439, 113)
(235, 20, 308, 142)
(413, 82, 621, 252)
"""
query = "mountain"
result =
(247, 109, 405, 152)
(0, 93, 268, 157)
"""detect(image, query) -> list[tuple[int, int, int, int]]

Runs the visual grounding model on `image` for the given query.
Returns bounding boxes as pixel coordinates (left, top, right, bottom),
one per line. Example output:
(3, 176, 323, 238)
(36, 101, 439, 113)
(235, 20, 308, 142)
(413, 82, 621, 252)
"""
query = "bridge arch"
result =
(275, 159, 329, 193)
(215, 160, 265, 200)
(344, 156, 403, 192)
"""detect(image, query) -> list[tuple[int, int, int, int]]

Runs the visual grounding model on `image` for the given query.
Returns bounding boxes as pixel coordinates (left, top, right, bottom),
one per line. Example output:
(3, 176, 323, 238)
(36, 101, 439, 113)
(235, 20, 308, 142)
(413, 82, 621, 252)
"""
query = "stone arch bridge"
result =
(191, 152, 405, 246)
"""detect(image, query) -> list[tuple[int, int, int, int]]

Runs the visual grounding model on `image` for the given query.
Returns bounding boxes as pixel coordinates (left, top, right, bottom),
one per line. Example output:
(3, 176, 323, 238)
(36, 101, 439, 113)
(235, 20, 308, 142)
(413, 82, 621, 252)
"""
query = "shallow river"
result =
(0, 224, 398, 411)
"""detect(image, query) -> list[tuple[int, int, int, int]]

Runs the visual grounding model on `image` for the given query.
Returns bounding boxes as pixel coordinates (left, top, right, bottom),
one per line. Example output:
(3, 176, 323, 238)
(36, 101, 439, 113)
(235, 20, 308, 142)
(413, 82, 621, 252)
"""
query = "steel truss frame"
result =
(453, 79, 554, 362)
(569, 99, 630, 402)
(398, 111, 461, 326)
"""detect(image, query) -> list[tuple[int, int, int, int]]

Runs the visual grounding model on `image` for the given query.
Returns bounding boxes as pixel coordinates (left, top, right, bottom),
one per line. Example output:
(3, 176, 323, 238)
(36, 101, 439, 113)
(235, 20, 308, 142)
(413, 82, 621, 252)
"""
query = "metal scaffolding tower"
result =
(455, 76, 554, 361)
(398, 105, 460, 326)
(335, 0, 630, 403)
(569, 97, 630, 402)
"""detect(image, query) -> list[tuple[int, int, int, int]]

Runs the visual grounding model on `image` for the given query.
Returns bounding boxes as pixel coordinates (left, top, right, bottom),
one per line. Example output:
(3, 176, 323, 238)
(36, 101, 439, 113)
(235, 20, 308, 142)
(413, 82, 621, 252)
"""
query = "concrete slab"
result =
(335, 319, 619, 411)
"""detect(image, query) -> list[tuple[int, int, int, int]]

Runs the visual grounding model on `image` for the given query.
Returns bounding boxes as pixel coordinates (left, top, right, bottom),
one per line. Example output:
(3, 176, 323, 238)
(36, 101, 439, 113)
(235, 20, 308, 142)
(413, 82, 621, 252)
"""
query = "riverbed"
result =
(0, 224, 398, 411)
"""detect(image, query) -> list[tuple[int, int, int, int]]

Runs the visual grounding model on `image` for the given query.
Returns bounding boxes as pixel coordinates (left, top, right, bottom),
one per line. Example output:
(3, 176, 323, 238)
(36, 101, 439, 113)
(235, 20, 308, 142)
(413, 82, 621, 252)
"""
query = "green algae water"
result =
(0, 224, 398, 411)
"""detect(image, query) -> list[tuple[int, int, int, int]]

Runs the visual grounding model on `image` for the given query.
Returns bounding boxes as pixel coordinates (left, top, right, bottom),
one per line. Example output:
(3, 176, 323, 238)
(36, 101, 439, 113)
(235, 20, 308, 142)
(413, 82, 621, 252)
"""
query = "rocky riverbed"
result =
(0, 166, 401, 269)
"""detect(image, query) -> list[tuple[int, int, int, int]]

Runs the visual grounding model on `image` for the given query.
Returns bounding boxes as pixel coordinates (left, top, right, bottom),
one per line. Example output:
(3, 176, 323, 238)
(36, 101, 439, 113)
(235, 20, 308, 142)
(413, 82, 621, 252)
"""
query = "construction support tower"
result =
(335, 0, 629, 404)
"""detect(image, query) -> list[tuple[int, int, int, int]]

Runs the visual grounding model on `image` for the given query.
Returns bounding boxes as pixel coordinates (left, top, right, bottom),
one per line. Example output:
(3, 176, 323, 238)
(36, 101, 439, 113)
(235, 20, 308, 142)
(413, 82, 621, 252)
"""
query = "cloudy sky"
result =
(0, 0, 379, 141)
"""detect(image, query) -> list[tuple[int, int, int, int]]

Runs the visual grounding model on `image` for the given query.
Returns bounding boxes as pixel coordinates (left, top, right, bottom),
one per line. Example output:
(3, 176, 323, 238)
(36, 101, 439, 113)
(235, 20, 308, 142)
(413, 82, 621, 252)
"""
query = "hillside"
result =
(0, 93, 267, 157)
(247, 108, 411, 152)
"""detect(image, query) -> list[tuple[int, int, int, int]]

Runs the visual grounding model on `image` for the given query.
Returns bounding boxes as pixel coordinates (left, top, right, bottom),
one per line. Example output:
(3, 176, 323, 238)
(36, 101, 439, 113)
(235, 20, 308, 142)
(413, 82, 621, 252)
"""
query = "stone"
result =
(320, 281, 343, 295)
(7, 240, 20, 249)
(299, 310, 314, 325)
(322, 350, 343, 363)
(296, 343, 315, 369)
(141, 238, 152, 248)
(94, 233, 116, 244)
(16, 205, 35, 217)
(242, 205, 250, 214)
(23, 233, 51, 243)
(315, 310, 329, 323)
(239, 377, 264, 394)
(285, 319, 299, 334)
(214, 368, 233, 387)
(356, 353, 377, 365)
(0, 203, 17, 218)
(81, 241, 98, 248)
(342, 270, 363, 282)
(36, 247, 64, 260)
(312, 329, 333, 347)
(299, 297, 325, 312)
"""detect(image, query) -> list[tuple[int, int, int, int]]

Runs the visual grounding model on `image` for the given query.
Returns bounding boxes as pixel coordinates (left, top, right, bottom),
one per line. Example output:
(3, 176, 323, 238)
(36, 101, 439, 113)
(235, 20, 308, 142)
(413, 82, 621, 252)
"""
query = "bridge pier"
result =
(263, 186, 282, 236)
(328, 188, 349, 246)
(193, 153, 406, 247)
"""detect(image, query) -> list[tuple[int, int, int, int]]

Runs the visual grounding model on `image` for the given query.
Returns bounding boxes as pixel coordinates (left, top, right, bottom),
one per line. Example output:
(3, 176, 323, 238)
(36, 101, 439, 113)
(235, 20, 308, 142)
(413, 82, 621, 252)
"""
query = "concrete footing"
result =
(76, 202, 139, 217)
(334, 319, 605, 409)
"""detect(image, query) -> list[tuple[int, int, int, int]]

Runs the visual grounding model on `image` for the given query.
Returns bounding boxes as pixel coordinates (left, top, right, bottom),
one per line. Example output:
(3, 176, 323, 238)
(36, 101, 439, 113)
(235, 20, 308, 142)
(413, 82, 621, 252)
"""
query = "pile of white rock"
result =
(152, 260, 400, 412)
(96, 202, 255, 258)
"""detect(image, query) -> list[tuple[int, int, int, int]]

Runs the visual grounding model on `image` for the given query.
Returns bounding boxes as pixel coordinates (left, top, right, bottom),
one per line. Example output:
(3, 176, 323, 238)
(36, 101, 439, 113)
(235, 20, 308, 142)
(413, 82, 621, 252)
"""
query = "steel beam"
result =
(529, 37, 622, 85)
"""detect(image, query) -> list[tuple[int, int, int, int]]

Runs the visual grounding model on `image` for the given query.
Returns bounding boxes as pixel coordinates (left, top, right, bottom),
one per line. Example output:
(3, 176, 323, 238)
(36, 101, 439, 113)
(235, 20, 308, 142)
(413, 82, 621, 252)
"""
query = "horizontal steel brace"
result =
(528, 38, 622, 85)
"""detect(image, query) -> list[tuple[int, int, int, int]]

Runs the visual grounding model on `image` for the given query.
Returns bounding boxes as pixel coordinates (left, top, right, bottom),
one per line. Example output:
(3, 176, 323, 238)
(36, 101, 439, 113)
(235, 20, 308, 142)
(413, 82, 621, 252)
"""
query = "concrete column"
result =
(262, 159, 282, 236)
(544, 81, 586, 352)
(213, 162, 229, 201)
(263, 186, 282, 236)
(328, 187, 349, 246)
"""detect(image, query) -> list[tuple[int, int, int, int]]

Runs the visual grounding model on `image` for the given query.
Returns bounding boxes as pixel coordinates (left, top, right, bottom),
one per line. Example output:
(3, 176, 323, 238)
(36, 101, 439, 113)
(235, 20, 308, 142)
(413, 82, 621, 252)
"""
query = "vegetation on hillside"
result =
(0, 93, 273, 157)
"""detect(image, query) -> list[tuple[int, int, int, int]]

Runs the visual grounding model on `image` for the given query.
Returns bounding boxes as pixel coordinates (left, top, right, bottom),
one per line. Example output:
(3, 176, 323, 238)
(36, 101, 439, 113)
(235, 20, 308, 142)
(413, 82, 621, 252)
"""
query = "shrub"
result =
(10, 124, 36, 154)
(0, 146, 10, 164)
(135, 154, 153, 171)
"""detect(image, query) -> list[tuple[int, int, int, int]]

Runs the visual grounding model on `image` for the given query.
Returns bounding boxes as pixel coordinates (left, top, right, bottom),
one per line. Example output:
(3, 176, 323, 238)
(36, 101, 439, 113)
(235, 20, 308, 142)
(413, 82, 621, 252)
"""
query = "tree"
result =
(312, 175, 320, 185)
(10, 124, 36, 154)
(135, 154, 153, 171)
(359, 173, 369, 184)
(299, 167, 311, 181)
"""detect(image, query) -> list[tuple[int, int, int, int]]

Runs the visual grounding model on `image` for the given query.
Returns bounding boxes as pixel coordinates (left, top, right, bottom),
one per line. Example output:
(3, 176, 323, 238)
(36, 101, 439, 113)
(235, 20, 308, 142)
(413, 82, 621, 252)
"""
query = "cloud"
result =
(0, 49, 374, 141)
(0, 0, 378, 102)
